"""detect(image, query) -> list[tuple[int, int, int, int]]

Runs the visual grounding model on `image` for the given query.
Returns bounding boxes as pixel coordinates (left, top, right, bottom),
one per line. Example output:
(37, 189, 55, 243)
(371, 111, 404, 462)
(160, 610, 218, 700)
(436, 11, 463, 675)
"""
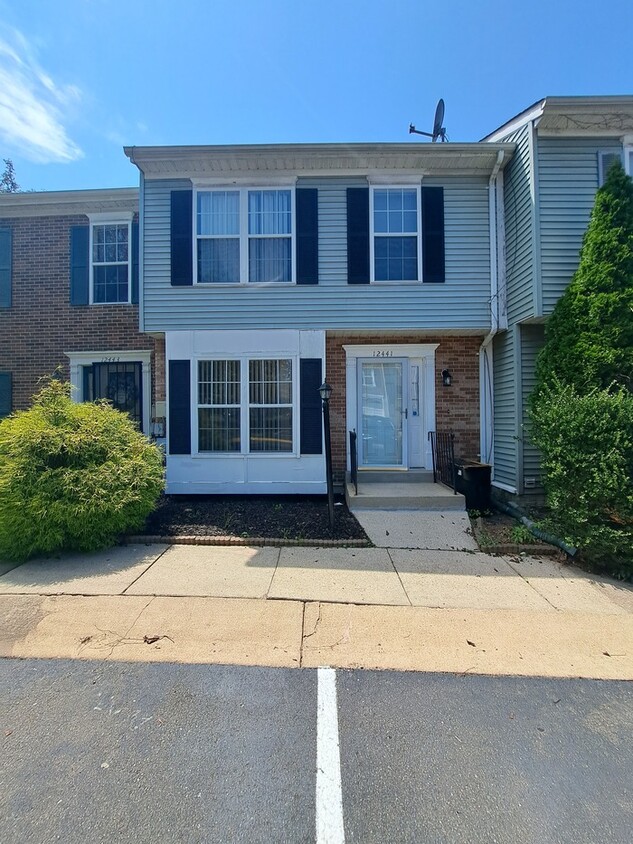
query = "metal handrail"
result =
(349, 430, 358, 495)
(429, 431, 457, 493)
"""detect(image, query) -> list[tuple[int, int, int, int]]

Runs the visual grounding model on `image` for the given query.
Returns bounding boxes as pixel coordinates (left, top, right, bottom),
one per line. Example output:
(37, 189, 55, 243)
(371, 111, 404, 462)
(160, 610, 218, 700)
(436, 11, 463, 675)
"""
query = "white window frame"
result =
(194, 354, 298, 456)
(87, 212, 134, 305)
(193, 186, 296, 286)
(369, 184, 422, 284)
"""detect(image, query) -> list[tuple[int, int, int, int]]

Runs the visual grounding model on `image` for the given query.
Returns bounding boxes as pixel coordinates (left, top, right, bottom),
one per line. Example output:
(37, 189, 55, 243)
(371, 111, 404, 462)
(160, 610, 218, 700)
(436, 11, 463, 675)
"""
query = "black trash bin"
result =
(454, 459, 492, 511)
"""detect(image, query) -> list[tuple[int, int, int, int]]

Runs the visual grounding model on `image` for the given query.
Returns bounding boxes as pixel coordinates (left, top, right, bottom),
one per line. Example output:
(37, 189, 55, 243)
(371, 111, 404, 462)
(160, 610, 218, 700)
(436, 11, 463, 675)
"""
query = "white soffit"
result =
(125, 143, 515, 179)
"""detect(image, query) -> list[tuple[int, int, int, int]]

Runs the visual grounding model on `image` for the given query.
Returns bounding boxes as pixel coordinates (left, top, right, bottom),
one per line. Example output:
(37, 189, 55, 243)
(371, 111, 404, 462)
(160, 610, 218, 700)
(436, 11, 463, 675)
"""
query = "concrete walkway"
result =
(1, 513, 632, 679)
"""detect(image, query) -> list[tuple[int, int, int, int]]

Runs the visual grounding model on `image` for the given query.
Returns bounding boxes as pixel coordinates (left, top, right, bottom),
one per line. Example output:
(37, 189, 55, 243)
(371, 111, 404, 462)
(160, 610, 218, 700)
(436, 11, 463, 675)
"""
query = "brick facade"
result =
(0, 213, 162, 413)
(325, 333, 483, 483)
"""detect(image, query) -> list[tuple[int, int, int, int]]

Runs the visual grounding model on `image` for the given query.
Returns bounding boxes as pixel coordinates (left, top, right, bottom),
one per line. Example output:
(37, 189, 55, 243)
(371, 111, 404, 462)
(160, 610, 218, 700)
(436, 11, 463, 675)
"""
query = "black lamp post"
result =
(319, 382, 335, 530)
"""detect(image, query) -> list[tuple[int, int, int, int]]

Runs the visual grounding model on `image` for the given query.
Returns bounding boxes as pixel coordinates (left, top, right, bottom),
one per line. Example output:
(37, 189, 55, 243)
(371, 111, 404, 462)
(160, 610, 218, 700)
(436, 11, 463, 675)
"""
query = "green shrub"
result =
(534, 160, 633, 399)
(528, 381, 633, 576)
(0, 381, 164, 561)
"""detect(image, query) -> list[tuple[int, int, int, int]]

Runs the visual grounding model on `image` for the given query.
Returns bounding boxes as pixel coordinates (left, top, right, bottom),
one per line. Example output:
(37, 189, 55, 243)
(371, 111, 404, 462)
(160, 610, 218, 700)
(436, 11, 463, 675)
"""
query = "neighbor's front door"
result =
(359, 359, 407, 468)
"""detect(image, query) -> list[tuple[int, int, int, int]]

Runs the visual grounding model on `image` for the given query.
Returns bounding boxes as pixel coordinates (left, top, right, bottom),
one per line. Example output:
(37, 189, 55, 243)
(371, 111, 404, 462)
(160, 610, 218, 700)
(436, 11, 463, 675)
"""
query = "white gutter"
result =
(479, 149, 506, 464)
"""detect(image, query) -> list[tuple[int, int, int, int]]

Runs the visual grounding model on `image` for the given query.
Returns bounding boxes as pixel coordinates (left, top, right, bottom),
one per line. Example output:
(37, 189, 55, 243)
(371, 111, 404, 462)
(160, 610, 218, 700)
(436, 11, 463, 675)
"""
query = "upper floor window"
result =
(196, 188, 294, 284)
(371, 187, 420, 282)
(90, 216, 132, 304)
(598, 151, 623, 187)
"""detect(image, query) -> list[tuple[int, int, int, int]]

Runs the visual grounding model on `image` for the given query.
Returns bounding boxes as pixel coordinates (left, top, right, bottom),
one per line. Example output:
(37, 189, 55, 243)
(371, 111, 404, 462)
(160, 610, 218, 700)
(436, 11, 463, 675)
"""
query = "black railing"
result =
(349, 430, 358, 495)
(429, 431, 457, 493)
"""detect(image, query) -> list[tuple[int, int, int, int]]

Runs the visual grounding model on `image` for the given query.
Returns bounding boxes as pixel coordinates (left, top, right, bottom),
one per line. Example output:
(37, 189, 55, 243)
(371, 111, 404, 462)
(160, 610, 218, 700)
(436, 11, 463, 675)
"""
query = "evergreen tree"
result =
(0, 159, 20, 193)
(534, 160, 633, 396)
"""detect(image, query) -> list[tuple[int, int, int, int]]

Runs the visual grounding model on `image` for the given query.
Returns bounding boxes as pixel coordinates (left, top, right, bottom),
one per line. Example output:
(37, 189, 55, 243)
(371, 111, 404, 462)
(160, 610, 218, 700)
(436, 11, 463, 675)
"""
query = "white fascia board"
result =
(482, 102, 546, 142)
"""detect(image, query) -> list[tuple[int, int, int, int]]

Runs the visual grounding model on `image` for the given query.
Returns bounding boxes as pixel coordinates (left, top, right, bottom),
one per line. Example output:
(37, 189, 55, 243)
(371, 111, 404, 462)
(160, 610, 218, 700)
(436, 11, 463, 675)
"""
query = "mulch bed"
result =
(139, 494, 370, 544)
(469, 511, 559, 556)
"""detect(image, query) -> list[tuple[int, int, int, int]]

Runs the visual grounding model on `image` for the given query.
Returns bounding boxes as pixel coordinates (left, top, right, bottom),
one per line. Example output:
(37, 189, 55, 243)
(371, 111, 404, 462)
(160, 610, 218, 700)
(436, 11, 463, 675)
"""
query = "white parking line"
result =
(316, 666, 345, 843)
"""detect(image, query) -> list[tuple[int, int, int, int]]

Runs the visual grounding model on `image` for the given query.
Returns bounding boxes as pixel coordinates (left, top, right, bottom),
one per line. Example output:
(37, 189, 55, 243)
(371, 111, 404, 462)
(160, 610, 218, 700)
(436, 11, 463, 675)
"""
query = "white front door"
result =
(358, 359, 407, 467)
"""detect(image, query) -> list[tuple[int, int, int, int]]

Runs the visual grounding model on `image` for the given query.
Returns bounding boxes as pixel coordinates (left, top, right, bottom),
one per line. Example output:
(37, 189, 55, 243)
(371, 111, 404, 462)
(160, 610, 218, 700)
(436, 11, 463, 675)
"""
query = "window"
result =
(598, 150, 624, 186)
(249, 359, 293, 452)
(371, 187, 420, 281)
(91, 220, 131, 303)
(197, 357, 293, 453)
(198, 360, 241, 452)
(196, 188, 293, 284)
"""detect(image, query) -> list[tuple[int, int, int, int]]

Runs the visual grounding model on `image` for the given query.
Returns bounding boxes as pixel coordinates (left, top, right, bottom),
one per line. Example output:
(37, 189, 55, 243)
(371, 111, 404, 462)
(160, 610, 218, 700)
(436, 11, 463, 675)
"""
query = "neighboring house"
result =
(0, 189, 163, 435)
(124, 143, 513, 493)
(483, 96, 633, 499)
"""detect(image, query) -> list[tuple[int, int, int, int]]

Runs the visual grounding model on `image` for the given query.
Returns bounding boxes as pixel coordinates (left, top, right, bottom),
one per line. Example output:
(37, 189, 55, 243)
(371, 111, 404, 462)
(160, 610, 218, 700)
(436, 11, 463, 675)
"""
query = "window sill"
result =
(193, 282, 297, 288)
(192, 451, 299, 459)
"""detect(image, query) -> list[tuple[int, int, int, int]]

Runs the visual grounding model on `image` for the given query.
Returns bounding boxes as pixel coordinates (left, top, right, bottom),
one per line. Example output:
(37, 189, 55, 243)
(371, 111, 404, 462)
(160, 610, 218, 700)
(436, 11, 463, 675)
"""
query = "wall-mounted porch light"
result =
(442, 369, 452, 387)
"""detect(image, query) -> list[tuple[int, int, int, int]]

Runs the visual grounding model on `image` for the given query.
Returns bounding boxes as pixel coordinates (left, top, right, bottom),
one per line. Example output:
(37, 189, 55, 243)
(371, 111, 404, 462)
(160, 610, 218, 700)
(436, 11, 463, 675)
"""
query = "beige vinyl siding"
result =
(538, 137, 621, 314)
(141, 176, 493, 333)
(492, 330, 517, 488)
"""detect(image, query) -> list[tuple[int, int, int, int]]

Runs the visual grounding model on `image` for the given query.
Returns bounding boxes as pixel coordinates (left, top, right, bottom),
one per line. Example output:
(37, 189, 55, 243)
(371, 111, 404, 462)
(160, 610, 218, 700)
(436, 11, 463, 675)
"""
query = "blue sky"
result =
(0, 0, 631, 192)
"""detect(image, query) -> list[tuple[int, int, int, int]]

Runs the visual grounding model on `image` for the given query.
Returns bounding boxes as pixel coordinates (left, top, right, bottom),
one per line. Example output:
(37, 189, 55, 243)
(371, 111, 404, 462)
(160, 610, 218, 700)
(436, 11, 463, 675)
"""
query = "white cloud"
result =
(0, 24, 83, 163)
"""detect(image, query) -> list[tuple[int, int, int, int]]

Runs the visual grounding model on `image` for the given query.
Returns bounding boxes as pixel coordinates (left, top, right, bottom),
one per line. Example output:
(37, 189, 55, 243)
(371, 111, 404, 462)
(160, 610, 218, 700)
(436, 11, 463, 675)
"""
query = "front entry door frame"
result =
(343, 343, 438, 471)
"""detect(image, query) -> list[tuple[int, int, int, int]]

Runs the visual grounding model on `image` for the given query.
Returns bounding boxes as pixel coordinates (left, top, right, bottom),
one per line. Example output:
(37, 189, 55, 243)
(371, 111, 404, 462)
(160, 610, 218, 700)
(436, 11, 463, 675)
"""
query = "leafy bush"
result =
(529, 381, 633, 576)
(0, 381, 164, 561)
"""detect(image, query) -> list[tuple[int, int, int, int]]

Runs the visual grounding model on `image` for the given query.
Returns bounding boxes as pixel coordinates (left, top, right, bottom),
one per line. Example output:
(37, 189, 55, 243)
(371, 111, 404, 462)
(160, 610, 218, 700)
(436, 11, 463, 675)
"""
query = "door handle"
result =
(402, 408, 408, 419)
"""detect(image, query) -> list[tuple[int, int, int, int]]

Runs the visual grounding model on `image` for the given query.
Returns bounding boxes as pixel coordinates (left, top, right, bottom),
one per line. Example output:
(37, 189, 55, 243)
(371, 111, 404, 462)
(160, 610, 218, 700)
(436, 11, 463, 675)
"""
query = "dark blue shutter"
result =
(168, 360, 191, 455)
(70, 226, 89, 305)
(0, 372, 12, 418)
(300, 358, 323, 455)
(0, 228, 11, 308)
(131, 221, 139, 304)
(171, 190, 193, 286)
(296, 188, 318, 284)
(347, 188, 370, 284)
(422, 186, 445, 283)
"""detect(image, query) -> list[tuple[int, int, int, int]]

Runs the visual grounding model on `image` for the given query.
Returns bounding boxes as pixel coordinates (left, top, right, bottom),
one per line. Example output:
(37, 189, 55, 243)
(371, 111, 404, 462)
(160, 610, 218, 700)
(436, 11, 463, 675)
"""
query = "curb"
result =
(478, 543, 559, 556)
(123, 535, 372, 548)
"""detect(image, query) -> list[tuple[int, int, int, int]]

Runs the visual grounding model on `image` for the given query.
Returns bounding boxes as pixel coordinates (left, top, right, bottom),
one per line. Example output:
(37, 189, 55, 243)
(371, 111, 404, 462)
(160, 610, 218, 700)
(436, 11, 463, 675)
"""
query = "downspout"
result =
(138, 169, 145, 333)
(479, 150, 506, 464)
(495, 498, 577, 557)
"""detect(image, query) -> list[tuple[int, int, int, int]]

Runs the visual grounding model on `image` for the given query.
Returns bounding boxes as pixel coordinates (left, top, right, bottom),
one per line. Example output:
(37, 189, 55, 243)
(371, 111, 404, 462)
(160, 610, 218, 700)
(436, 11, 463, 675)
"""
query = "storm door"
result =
(358, 359, 407, 467)
(84, 361, 143, 428)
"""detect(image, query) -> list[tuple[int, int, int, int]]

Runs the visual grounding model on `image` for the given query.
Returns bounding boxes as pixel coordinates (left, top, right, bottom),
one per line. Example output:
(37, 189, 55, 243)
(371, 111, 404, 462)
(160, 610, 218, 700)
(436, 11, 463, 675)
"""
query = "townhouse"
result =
(124, 142, 513, 494)
(484, 96, 633, 499)
(0, 189, 163, 436)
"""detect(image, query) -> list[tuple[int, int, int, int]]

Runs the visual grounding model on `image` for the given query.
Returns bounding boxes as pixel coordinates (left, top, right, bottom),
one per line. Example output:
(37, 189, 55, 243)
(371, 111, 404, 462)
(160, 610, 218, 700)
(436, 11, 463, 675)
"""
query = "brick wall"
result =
(0, 214, 160, 412)
(325, 333, 483, 482)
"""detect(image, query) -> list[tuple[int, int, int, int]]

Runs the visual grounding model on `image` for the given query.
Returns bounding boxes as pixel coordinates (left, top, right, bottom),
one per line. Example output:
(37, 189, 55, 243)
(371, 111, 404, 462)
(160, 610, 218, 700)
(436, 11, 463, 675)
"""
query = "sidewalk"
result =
(1, 510, 632, 679)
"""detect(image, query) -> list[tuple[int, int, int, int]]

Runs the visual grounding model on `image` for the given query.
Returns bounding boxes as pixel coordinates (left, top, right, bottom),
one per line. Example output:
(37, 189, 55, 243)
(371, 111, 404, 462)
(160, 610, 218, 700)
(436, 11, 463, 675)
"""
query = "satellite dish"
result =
(409, 98, 448, 142)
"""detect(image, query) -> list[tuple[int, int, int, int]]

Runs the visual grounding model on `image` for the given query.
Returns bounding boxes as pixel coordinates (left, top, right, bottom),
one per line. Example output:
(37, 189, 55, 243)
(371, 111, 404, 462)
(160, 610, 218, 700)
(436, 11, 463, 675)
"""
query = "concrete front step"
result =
(346, 481, 465, 511)
(353, 469, 434, 484)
